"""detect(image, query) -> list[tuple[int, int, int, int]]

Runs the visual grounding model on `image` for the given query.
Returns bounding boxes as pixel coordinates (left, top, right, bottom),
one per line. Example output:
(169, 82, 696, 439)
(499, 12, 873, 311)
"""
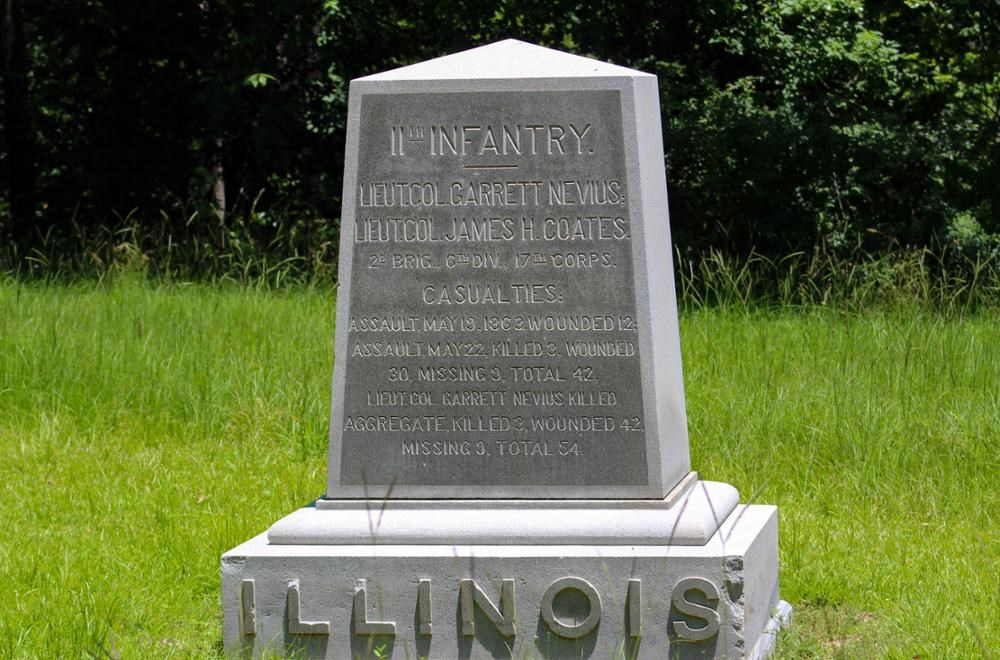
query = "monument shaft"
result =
(330, 77, 690, 499)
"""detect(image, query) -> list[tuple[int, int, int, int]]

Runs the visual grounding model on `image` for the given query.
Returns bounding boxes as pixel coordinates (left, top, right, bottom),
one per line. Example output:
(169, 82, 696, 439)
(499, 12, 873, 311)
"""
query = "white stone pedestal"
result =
(221, 481, 789, 659)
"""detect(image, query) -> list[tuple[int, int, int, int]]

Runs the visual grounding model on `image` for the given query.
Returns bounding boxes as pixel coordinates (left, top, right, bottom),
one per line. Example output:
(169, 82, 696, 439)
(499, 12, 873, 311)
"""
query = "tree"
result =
(1, 0, 35, 245)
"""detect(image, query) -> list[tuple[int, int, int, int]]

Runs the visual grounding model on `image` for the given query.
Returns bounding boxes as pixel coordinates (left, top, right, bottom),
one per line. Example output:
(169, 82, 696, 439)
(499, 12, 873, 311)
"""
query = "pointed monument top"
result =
(356, 39, 650, 81)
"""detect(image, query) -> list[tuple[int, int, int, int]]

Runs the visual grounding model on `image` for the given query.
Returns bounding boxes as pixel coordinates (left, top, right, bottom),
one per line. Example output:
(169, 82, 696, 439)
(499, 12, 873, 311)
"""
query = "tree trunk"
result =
(212, 138, 226, 226)
(1, 0, 36, 246)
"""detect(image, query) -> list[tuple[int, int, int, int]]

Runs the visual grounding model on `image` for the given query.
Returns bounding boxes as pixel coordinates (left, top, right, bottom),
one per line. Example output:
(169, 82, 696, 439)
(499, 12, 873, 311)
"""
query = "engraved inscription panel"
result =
(339, 90, 645, 488)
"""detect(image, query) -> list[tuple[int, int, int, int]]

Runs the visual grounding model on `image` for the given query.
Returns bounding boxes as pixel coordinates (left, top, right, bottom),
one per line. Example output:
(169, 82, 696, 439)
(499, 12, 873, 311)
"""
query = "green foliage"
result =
(245, 72, 278, 89)
(946, 211, 1000, 258)
(637, 0, 999, 254)
(1, 1, 997, 269)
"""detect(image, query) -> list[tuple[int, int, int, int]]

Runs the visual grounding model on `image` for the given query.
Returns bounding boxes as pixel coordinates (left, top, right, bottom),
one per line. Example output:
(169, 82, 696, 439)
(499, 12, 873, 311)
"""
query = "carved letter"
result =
(627, 579, 641, 638)
(239, 579, 256, 638)
(671, 577, 720, 641)
(539, 577, 602, 639)
(460, 579, 516, 637)
(286, 580, 331, 635)
(418, 579, 432, 636)
(354, 580, 396, 636)
(569, 123, 592, 154)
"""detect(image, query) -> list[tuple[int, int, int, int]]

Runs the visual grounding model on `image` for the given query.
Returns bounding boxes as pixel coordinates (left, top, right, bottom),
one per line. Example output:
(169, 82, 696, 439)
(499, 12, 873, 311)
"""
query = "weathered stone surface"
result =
(223, 505, 788, 660)
(328, 39, 689, 500)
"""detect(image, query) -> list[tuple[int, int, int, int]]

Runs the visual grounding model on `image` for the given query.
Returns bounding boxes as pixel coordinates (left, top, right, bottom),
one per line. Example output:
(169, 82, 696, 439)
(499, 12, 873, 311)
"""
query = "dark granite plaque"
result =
(337, 89, 648, 490)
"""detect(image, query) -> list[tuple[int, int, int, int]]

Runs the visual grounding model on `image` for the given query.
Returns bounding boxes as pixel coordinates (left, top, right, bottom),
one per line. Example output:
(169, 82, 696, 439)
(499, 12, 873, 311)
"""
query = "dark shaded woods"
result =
(1, 1, 998, 274)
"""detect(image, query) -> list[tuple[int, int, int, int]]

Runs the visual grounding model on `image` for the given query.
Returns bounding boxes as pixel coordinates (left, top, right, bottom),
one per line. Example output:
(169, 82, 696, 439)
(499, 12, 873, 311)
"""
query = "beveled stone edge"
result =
(267, 478, 738, 546)
(316, 470, 698, 510)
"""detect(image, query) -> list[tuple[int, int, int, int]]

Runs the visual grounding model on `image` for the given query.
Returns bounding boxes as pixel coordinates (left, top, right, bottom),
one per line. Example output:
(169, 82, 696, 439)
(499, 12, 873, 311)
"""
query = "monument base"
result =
(267, 476, 745, 547)
(221, 500, 788, 659)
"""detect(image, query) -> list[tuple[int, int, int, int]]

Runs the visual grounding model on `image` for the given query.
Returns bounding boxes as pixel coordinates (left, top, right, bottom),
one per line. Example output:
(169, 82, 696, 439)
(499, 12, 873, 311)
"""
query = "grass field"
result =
(0, 276, 997, 658)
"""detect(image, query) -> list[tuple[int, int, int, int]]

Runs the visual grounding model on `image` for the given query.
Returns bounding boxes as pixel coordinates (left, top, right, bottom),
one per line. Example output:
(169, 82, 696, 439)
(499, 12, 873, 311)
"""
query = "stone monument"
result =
(222, 39, 789, 659)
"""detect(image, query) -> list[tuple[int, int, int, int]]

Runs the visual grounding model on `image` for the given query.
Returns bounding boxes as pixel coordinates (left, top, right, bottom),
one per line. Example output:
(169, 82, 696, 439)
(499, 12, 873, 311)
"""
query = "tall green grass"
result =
(0, 277, 334, 657)
(0, 276, 997, 657)
(681, 307, 999, 658)
(1, 214, 339, 286)
(676, 246, 1000, 314)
